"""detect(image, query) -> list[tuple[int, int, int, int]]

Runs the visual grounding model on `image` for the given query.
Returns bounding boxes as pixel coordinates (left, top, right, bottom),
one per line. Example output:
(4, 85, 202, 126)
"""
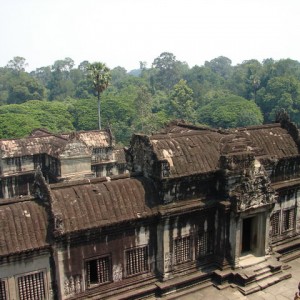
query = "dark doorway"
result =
(242, 218, 252, 253)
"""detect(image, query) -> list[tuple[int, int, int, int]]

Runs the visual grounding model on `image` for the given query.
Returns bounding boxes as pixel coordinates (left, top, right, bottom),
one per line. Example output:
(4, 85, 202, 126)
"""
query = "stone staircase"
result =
(213, 255, 292, 295)
(273, 237, 300, 263)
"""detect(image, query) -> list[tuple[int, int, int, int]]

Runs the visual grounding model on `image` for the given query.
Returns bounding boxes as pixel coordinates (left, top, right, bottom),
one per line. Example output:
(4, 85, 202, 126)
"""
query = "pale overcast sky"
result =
(0, 0, 299, 71)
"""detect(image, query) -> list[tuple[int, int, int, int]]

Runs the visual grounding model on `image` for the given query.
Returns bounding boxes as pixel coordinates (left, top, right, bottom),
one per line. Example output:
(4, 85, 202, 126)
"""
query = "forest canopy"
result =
(1, 54, 300, 144)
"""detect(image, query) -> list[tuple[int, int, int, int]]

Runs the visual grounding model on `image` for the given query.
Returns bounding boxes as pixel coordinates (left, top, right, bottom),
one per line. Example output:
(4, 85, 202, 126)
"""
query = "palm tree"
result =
(88, 62, 111, 130)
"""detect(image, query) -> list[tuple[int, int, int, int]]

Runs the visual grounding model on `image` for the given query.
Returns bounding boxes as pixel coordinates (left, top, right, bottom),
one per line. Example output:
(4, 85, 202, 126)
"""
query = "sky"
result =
(0, 0, 300, 72)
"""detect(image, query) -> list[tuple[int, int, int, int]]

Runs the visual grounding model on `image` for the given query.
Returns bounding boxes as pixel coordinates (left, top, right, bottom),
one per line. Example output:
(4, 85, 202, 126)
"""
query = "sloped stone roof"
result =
(0, 135, 68, 158)
(150, 130, 223, 177)
(0, 129, 114, 159)
(50, 176, 158, 235)
(139, 122, 300, 178)
(76, 130, 113, 148)
(0, 199, 49, 257)
(0, 175, 159, 255)
(238, 124, 299, 158)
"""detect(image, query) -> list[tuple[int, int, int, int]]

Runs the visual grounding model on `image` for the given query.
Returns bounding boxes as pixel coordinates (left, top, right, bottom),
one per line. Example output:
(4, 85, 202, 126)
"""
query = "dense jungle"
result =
(1, 53, 300, 145)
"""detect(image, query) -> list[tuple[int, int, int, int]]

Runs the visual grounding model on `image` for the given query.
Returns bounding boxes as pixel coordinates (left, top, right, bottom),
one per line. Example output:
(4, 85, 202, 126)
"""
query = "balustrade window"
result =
(197, 230, 214, 257)
(270, 211, 280, 236)
(283, 208, 295, 232)
(86, 256, 111, 287)
(126, 246, 149, 276)
(0, 280, 7, 300)
(17, 271, 45, 300)
(174, 236, 191, 264)
(197, 213, 215, 258)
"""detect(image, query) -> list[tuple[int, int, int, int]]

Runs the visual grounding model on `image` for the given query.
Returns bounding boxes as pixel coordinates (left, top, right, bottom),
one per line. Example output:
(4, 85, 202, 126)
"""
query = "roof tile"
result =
(0, 201, 49, 257)
(50, 177, 158, 235)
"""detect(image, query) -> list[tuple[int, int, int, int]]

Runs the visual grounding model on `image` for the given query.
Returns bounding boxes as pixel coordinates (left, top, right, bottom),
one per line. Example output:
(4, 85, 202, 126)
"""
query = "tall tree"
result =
(111, 66, 128, 89)
(185, 65, 225, 106)
(52, 57, 75, 73)
(256, 76, 300, 124)
(31, 66, 52, 86)
(78, 60, 90, 75)
(204, 56, 232, 79)
(152, 52, 188, 91)
(87, 62, 111, 130)
(0, 69, 46, 104)
(6, 56, 28, 73)
(226, 59, 262, 101)
(168, 79, 196, 122)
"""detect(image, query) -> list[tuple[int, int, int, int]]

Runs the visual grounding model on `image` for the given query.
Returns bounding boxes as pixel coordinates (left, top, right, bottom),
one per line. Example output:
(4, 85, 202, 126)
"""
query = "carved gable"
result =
(221, 153, 276, 212)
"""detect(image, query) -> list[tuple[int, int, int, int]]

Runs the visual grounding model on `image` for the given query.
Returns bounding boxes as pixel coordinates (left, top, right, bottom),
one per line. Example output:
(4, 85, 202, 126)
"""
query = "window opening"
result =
(0, 280, 7, 300)
(198, 214, 214, 258)
(18, 271, 45, 300)
(271, 211, 280, 236)
(198, 230, 214, 257)
(283, 208, 295, 232)
(126, 246, 148, 276)
(86, 256, 111, 287)
(174, 236, 191, 264)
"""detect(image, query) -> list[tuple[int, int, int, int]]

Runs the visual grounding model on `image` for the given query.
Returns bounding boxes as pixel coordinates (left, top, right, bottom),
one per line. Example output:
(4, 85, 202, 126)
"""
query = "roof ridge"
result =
(151, 129, 221, 140)
(237, 123, 281, 131)
(0, 195, 37, 206)
(50, 173, 134, 190)
(0, 133, 68, 143)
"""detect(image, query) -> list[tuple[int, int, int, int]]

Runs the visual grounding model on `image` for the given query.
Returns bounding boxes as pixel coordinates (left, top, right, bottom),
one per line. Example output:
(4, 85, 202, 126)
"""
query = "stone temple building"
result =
(1, 116, 300, 299)
(0, 128, 126, 199)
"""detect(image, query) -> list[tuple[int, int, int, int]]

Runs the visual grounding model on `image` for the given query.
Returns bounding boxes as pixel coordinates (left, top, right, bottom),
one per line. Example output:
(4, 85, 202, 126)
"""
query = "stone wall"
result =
(54, 223, 156, 299)
(0, 252, 53, 300)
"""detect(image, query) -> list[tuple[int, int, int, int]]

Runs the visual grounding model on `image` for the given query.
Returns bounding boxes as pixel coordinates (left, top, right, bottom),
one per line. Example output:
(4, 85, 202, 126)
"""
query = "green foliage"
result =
(6, 56, 27, 73)
(273, 59, 300, 78)
(68, 86, 136, 145)
(47, 68, 75, 101)
(257, 76, 300, 124)
(23, 101, 74, 132)
(101, 89, 136, 144)
(111, 66, 128, 89)
(8, 76, 46, 104)
(87, 62, 111, 94)
(151, 52, 189, 91)
(0, 100, 74, 135)
(184, 65, 224, 106)
(204, 56, 232, 79)
(0, 113, 41, 139)
(69, 98, 98, 131)
(31, 66, 52, 86)
(149, 111, 170, 131)
(201, 89, 232, 105)
(0, 68, 46, 104)
(2, 55, 300, 143)
(226, 60, 263, 101)
(198, 94, 263, 128)
(87, 62, 111, 129)
(133, 86, 153, 132)
(52, 57, 75, 73)
(168, 79, 196, 122)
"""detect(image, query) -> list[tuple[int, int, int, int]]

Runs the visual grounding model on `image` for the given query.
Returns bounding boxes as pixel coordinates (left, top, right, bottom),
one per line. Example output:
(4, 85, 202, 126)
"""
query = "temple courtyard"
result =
(178, 257, 300, 300)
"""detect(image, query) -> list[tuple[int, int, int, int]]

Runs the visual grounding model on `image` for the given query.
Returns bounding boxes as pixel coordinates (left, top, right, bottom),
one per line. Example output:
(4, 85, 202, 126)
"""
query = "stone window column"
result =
(156, 217, 172, 279)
